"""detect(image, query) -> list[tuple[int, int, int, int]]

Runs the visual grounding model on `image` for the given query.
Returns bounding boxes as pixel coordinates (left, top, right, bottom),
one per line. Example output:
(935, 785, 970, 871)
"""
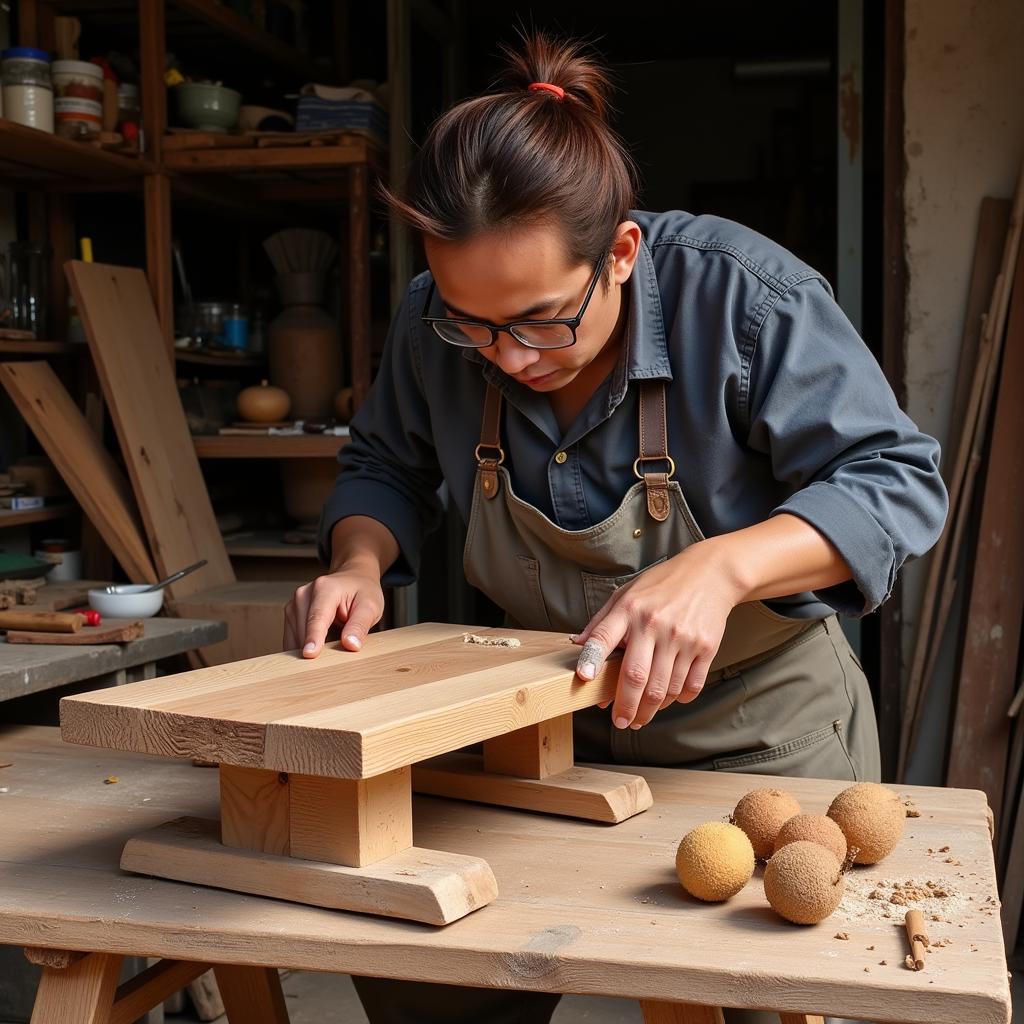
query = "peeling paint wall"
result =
(902, 0, 1024, 781)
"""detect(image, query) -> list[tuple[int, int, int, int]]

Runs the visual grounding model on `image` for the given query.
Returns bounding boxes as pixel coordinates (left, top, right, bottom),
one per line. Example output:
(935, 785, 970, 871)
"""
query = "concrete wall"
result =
(902, 0, 1024, 781)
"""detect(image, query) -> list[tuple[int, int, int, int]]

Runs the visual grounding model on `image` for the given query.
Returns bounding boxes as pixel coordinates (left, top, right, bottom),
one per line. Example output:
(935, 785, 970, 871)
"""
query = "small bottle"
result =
(222, 303, 249, 351)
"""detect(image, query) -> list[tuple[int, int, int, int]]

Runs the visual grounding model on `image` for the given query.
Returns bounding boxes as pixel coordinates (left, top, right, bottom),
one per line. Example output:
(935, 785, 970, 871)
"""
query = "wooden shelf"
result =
(193, 434, 348, 459)
(225, 530, 317, 559)
(51, 0, 315, 81)
(0, 340, 80, 356)
(0, 503, 77, 528)
(175, 349, 265, 368)
(0, 118, 147, 186)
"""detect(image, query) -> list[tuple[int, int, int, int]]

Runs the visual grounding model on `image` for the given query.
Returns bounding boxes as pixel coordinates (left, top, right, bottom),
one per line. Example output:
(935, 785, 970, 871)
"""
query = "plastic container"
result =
(52, 60, 103, 139)
(1, 47, 53, 132)
(222, 303, 249, 350)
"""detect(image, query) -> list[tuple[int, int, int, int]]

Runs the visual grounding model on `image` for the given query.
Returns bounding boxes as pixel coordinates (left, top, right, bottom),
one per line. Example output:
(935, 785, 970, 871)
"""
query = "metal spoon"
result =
(104, 559, 208, 594)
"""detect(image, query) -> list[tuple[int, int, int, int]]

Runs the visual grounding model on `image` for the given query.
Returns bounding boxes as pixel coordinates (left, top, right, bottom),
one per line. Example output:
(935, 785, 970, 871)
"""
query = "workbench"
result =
(0, 618, 227, 703)
(0, 726, 1011, 1024)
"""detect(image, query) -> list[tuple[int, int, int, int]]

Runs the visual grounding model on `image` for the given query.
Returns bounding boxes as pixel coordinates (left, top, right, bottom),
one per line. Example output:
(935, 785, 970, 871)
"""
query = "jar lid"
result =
(52, 59, 104, 78)
(1, 46, 51, 62)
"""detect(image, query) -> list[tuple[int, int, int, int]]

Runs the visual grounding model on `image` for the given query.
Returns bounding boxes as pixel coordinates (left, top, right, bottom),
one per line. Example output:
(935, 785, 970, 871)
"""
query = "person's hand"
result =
(572, 541, 742, 729)
(283, 560, 385, 658)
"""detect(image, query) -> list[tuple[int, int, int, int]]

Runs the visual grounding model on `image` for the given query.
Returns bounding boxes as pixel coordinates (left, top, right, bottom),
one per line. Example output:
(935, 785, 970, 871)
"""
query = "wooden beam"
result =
(212, 965, 290, 1024)
(109, 959, 209, 1024)
(640, 1001, 725, 1024)
(289, 767, 413, 867)
(483, 714, 574, 779)
(29, 952, 122, 1024)
(220, 765, 290, 856)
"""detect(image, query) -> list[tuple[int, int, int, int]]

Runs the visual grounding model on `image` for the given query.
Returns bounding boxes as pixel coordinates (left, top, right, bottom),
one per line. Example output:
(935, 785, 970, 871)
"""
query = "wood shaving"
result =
(834, 932, 850, 940)
(103, 775, 119, 784)
(905, 955, 920, 971)
(462, 633, 521, 648)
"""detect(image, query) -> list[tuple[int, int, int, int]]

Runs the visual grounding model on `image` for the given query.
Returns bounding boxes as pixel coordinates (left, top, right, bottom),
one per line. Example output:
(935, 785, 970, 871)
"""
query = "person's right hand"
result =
(283, 563, 385, 658)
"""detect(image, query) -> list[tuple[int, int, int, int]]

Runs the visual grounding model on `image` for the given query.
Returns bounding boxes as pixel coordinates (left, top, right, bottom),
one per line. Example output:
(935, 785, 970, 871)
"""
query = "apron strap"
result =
(636, 381, 675, 522)
(475, 383, 505, 500)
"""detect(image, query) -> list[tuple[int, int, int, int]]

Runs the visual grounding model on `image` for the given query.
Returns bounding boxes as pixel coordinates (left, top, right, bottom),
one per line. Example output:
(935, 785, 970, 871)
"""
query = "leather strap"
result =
(638, 381, 673, 521)
(476, 384, 504, 500)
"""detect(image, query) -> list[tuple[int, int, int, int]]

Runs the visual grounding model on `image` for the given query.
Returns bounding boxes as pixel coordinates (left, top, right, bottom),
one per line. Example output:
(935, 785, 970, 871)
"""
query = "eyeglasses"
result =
(420, 255, 607, 351)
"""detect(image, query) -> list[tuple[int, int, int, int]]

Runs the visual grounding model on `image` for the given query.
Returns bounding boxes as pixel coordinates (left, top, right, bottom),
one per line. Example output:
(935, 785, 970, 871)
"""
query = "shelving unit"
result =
(0, 503, 76, 528)
(193, 434, 348, 459)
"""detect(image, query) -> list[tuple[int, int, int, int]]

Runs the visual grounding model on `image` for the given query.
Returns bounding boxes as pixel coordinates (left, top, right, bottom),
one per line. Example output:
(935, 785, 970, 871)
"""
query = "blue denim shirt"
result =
(318, 210, 948, 619)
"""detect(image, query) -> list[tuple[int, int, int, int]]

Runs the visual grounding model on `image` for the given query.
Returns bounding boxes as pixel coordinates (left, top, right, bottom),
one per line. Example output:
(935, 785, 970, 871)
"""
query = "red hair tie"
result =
(528, 82, 565, 100)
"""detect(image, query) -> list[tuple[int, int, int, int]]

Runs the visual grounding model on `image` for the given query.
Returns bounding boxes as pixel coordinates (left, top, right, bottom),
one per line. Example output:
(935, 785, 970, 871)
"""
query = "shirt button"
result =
(554, 451, 568, 465)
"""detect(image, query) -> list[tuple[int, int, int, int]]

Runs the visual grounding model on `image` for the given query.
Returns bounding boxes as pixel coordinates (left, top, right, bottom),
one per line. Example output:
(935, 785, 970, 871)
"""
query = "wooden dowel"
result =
(0, 610, 84, 633)
(905, 909, 929, 970)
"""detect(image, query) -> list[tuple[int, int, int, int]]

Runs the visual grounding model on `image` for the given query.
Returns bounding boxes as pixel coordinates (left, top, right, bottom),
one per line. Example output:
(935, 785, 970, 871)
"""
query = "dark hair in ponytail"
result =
(382, 33, 638, 270)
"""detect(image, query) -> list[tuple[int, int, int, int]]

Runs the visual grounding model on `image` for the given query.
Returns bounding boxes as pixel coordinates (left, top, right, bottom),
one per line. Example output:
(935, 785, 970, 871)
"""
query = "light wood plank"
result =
(109, 958, 209, 1024)
(29, 952, 122, 1024)
(0, 726, 1011, 1024)
(0, 362, 157, 584)
(413, 753, 652, 823)
(220, 765, 290, 856)
(484, 713, 574, 779)
(779, 1016, 825, 1024)
(121, 816, 497, 926)
(289, 767, 412, 867)
(65, 261, 233, 601)
(213, 965, 289, 1024)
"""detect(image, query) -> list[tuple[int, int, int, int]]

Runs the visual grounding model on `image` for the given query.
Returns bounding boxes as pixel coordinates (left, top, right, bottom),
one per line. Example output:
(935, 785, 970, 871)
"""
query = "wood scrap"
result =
(946, 228, 1024, 823)
(0, 611, 84, 633)
(65, 262, 233, 601)
(900, 159, 1024, 777)
(4, 619, 143, 645)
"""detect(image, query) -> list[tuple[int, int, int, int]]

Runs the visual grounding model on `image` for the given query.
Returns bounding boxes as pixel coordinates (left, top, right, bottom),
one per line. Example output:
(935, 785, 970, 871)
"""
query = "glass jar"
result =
(52, 60, 103, 139)
(1, 47, 54, 132)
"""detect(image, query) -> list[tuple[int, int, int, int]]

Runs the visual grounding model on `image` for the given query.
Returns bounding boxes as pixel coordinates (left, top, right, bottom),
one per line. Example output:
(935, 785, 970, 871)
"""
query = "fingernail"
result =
(303, 642, 316, 654)
(344, 634, 362, 650)
(578, 663, 595, 680)
(614, 716, 629, 730)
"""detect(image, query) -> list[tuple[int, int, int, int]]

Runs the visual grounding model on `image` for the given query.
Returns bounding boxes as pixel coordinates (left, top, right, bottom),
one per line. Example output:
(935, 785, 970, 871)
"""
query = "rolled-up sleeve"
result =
(745, 279, 948, 616)
(316, 285, 443, 584)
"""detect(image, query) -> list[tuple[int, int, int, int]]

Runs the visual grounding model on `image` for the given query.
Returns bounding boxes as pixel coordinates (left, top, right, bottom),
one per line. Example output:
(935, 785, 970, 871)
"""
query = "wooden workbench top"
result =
(0, 726, 1010, 1023)
(59, 623, 619, 778)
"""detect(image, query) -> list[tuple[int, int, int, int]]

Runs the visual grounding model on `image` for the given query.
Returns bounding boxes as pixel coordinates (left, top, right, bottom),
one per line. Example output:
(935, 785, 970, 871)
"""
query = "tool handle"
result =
(0, 611, 85, 633)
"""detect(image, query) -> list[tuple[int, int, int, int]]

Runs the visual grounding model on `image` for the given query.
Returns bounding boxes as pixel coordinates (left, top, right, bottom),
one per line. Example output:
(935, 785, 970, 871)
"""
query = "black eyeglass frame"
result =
(420, 253, 608, 351)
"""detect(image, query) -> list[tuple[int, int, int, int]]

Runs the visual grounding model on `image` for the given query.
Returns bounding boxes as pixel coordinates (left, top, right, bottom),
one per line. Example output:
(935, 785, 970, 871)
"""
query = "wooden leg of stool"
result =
(483, 714, 575, 777)
(779, 1015, 825, 1024)
(29, 951, 123, 1024)
(213, 965, 289, 1024)
(640, 1002, 725, 1024)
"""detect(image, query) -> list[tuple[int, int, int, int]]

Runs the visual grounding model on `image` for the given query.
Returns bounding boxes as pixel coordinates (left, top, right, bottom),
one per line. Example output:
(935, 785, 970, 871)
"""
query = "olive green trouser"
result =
(352, 619, 881, 1024)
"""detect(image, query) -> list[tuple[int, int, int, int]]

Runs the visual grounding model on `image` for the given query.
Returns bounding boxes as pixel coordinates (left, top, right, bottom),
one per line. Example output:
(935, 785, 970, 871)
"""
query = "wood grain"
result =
(0, 726, 1010, 1024)
(219, 765, 290, 856)
(0, 361, 157, 584)
(484, 714, 574, 779)
(29, 952, 122, 1024)
(109, 959, 208, 1024)
(640, 1003, 724, 1024)
(413, 752, 653, 823)
(121, 816, 498, 925)
(289, 767, 412, 867)
(65, 261, 232, 601)
(213, 966, 289, 1024)
(60, 624, 619, 779)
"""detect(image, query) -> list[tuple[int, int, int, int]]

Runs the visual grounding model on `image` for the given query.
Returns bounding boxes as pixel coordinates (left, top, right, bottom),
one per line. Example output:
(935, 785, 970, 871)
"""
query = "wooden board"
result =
(0, 726, 1010, 1024)
(65, 261, 233, 602)
(946, 225, 1024, 822)
(0, 362, 157, 585)
(5, 618, 143, 645)
(59, 624, 620, 779)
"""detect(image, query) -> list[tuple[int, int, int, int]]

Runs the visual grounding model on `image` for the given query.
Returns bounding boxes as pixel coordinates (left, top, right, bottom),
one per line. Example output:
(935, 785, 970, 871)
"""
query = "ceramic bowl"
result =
(175, 83, 242, 133)
(88, 584, 164, 619)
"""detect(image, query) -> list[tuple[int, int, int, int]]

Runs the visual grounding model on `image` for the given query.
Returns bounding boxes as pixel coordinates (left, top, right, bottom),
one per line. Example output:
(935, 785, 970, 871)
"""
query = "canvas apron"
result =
(463, 379, 880, 779)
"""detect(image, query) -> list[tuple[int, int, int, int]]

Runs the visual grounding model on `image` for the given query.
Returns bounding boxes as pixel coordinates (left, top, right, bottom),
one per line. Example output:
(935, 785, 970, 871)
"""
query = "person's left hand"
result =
(572, 540, 742, 729)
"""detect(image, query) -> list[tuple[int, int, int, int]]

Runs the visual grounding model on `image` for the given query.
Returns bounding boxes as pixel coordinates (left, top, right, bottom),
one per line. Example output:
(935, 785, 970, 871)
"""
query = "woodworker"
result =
(285, 34, 948, 1024)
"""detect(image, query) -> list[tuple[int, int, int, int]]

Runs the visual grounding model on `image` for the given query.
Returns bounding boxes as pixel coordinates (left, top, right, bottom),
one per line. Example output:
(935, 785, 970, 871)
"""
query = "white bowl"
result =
(88, 584, 164, 619)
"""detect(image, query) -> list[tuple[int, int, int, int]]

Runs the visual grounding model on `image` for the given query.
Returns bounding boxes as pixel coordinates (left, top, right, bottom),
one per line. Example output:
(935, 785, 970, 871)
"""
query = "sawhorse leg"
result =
(26, 948, 289, 1024)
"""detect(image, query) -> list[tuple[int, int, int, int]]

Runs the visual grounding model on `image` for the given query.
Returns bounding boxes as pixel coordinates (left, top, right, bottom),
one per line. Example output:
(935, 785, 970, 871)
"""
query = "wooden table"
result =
(59, 623, 652, 925)
(0, 617, 227, 703)
(0, 726, 1010, 1024)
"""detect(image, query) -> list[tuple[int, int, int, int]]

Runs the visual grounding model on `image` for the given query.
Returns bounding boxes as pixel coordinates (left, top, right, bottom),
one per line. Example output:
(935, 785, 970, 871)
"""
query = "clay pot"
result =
(237, 379, 291, 423)
(268, 272, 342, 420)
(281, 457, 340, 526)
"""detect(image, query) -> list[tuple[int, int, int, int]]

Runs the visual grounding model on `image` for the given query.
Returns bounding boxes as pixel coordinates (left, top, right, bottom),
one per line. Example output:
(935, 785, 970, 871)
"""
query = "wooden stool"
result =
(60, 623, 652, 925)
